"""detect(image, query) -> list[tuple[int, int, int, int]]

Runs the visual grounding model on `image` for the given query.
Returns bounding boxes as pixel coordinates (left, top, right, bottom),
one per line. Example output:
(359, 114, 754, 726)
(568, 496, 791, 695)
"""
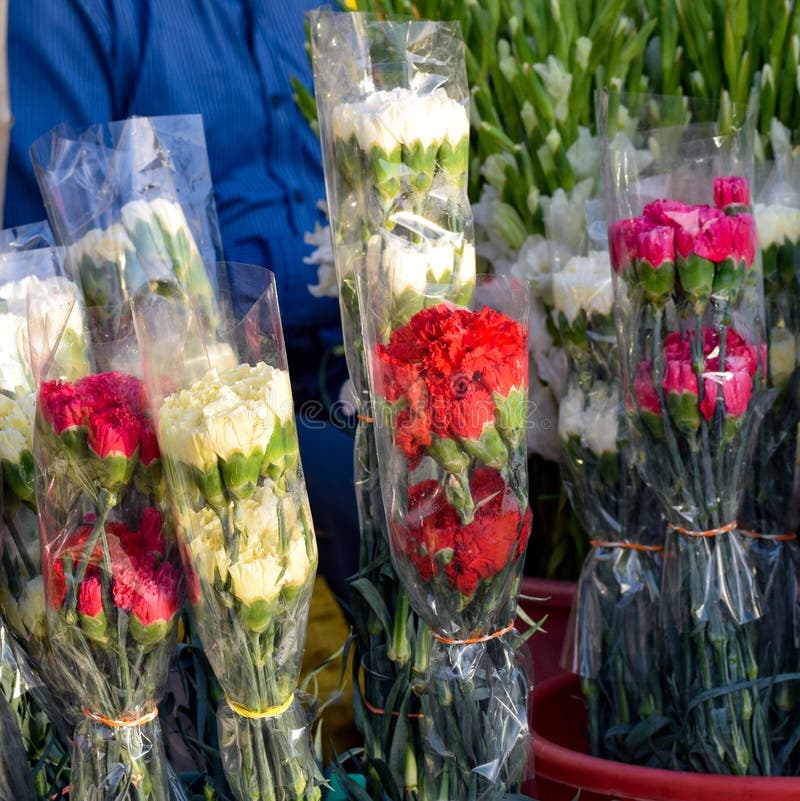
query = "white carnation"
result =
(551, 250, 613, 325)
(582, 383, 620, 456)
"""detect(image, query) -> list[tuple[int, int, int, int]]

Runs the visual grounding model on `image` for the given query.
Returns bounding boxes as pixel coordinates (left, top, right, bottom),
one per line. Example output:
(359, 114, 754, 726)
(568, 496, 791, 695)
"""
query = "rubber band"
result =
(362, 696, 425, 719)
(590, 539, 664, 553)
(667, 520, 737, 538)
(357, 414, 374, 423)
(433, 622, 514, 645)
(226, 693, 294, 720)
(740, 529, 797, 542)
(82, 706, 158, 729)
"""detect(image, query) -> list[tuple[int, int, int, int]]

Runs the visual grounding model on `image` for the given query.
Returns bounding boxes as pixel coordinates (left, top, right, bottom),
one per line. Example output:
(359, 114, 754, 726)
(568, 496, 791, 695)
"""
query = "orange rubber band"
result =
(433, 622, 514, 646)
(667, 520, 737, 538)
(590, 539, 664, 553)
(740, 529, 797, 542)
(82, 706, 158, 729)
(357, 414, 374, 423)
(362, 696, 425, 719)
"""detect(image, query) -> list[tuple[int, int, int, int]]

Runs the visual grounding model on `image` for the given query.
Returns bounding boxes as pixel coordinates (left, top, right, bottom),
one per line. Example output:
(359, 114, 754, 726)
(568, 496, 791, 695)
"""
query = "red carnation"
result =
(46, 556, 67, 609)
(399, 480, 461, 583)
(77, 570, 104, 618)
(39, 380, 84, 434)
(399, 469, 529, 596)
(395, 407, 432, 466)
(86, 405, 141, 459)
(448, 386, 495, 439)
(138, 418, 161, 466)
(444, 467, 529, 596)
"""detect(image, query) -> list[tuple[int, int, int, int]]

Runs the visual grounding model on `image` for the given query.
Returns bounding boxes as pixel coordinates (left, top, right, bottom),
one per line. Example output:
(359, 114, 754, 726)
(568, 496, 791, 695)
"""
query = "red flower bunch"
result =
(39, 371, 160, 491)
(375, 304, 527, 469)
(47, 508, 181, 644)
(633, 327, 761, 434)
(396, 467, 531, 597)
(608, 176, 757, 311)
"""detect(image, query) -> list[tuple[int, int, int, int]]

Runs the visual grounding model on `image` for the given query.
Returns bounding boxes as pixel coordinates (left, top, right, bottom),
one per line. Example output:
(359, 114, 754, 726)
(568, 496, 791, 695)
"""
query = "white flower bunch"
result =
(0, 392, 34, 465)
(159, 361, 294, 473)
(331, 86, 469, 155)
(0, 274, 87, 394)
(558, 381, 620, 456)
(552, 250, 614, 326)
(186, 483, 312, 612)
(754, 202, 800, 249)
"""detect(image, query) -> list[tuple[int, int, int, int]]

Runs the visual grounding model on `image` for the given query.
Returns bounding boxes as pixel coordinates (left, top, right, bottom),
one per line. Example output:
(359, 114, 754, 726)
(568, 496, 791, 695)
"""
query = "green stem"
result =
(63, 489, 117, 611)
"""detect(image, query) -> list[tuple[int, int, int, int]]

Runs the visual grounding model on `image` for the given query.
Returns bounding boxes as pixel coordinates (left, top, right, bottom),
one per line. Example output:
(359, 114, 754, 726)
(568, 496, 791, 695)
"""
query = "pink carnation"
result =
(634, 361, 661, 416)
(713, 176, 750, 210)
(663, 359, 698, 398)
(637, 225, 674, 268)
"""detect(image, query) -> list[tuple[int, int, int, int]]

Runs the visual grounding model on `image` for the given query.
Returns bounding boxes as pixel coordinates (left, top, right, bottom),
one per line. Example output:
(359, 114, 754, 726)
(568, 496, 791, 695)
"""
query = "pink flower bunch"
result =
(609, 176, 757, 311)
(633, 326, 762, 435)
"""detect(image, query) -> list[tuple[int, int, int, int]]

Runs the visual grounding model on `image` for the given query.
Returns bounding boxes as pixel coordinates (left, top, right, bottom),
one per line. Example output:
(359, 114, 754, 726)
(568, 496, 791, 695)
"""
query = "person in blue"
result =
(5, 0, 358, 609)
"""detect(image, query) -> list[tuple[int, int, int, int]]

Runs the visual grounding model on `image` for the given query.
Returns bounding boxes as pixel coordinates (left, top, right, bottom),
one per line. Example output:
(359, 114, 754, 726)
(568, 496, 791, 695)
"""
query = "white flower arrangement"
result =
(754, 202, 800, 249)
(558, 381, 619, 456)
(158, 362, 293, 469)
(551, 250, 614, 326)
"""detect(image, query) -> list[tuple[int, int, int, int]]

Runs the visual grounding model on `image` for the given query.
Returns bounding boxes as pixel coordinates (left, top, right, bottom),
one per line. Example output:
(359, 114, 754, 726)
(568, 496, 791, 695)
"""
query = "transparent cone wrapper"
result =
(739, 157, 800, 773)
(133, 262, 322, 801)
(0, 240, 90, 745)
(310, 8, 472, 409)
(358, 262, 532, 799)
(551, 249, 666, 763)
(30, 286, 183, 799)
(598, 91, 778, 775)
(30, 115, 222, 347)
(0, 628, 35, 800)
(309, 9, 475, 799)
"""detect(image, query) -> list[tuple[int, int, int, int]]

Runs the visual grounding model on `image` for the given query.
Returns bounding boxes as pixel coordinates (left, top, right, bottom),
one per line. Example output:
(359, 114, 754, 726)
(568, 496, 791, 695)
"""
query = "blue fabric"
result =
(6, 0, 339, 350)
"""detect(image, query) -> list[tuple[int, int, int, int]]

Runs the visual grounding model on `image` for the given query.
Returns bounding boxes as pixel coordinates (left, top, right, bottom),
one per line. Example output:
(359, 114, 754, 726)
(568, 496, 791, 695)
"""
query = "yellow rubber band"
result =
(226, 692, 294, 720)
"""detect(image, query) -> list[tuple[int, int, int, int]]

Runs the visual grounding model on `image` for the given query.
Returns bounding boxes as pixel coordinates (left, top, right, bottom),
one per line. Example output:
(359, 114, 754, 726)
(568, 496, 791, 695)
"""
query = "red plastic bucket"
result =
(517, 577, 576, 682)
(530, 672, 800, 801)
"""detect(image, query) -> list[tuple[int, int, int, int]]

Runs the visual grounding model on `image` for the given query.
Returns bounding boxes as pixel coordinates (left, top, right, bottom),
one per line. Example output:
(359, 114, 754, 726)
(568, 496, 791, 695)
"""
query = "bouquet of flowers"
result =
(133, 262, 322, 801)
(0, 251, 90, 673)
(739, 160, 800, 771)
(359, 266, 531, 800)
(32, 293, 182, 800)
(553, 249, 666, 764)
(309, 10, 474, 797)
(30, 115, 219, 346)
(599, 92, 773, 775)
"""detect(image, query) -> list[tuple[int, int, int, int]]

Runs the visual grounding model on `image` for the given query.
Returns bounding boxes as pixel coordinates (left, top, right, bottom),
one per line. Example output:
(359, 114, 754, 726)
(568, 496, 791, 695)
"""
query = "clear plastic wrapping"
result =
(309, 10, 478, 798)
(30, 116, 221, 344)
(32, 294, 181, 799)
(133, 262, 322, 801)
(552, 247, 665, 763)
(359, 266, 531, 798)
(598, 91, 773, 774)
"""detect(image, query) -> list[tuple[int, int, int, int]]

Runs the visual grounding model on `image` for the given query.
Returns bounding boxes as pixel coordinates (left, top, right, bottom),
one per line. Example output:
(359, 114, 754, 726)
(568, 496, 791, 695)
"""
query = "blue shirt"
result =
(5, 0, 340, 373)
